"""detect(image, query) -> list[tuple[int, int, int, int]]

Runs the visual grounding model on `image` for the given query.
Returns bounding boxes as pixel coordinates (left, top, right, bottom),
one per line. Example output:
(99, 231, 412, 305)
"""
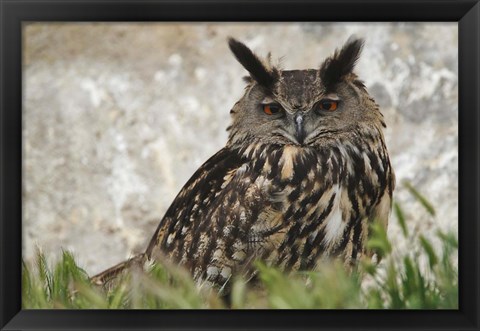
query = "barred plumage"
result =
(92, 36, 395, 291)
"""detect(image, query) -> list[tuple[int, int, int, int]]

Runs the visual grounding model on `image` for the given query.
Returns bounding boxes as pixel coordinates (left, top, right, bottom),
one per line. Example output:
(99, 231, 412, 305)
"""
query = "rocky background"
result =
(23, 23, 458, 275)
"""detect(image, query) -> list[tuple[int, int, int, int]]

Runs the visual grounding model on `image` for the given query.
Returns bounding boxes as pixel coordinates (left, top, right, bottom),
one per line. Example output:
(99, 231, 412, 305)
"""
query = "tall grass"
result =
(22, 183, 458, 309)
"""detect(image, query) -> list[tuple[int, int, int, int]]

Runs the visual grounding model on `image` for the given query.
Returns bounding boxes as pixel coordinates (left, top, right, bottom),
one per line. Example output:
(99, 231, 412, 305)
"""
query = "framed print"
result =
(1, 1, 479, 330)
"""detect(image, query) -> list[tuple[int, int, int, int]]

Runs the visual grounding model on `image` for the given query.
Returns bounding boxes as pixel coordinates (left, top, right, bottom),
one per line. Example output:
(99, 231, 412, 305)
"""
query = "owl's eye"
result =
(263, 103, 283, 115)
(317, 99, 339, 112)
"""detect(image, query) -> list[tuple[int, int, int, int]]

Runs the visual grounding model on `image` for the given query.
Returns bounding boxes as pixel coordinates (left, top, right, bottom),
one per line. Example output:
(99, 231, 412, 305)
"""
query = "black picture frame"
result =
(1, 0, 479, 330)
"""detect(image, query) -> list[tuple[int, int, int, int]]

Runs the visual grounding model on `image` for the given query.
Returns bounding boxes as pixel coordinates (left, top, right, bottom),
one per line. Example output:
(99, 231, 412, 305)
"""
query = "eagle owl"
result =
(92, 37, 395, 290)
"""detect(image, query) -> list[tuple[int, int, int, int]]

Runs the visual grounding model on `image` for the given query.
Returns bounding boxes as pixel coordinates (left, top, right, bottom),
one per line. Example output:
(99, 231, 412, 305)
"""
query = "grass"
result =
(22, 183, 458, 309)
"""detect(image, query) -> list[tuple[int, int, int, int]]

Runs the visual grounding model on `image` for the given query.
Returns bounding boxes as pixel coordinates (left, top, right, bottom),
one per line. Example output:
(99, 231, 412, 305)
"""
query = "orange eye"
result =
(318, 99, 339, 112)
(263, 104, 282, 115)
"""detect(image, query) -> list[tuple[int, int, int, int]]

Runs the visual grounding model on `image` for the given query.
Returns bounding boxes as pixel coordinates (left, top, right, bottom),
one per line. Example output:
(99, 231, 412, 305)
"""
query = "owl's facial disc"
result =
(227, 37, 387, 150)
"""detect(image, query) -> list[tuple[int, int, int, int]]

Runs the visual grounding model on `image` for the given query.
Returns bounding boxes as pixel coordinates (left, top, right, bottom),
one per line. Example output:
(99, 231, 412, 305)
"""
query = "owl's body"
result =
(92, 37, 395, 290)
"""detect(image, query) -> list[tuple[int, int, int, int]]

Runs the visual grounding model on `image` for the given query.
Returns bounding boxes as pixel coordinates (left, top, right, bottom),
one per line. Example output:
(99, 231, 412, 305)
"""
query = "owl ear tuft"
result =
(320, 37, 364, 90)
(228, 37, 279, 89)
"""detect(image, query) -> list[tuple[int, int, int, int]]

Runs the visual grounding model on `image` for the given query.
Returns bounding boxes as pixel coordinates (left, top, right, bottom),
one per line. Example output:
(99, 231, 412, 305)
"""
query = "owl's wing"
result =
(91, 148, 250, 287)
(145, 147, 288, 286)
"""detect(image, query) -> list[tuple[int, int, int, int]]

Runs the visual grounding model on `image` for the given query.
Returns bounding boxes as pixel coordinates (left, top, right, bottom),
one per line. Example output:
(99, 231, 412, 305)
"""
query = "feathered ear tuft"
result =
(228, 37, 278, 88)
(319, 37, 364, 90)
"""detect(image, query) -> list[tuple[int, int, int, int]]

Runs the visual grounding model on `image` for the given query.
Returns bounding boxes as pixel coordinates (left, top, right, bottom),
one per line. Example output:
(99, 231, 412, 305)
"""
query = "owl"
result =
(92, 37, 395, 291)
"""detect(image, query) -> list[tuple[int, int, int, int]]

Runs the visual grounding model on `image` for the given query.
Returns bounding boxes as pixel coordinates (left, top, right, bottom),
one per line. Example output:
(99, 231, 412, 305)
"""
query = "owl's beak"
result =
(294, 113, 306, 145)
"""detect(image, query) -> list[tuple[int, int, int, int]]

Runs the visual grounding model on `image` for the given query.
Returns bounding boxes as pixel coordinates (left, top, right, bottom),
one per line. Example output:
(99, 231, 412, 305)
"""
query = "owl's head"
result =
(226, 37, 385, 148)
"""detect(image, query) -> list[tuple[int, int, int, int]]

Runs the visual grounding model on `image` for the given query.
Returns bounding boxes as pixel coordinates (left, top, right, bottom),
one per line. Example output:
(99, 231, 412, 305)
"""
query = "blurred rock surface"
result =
(23, 23, 458, 275)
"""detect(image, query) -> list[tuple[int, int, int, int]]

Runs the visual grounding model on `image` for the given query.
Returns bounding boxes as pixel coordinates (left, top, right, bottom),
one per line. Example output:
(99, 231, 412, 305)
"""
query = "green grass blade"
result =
(419, 235, 438, 269)
(366, 222, 392, 259)
(394, 202, 408, 237)
(230, 278, 246, 309)
(403, 181, 436, 216)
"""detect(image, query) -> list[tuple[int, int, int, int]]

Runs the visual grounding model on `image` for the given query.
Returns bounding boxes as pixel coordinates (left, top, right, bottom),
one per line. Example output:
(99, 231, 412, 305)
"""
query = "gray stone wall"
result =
(23, 23, 458, 275)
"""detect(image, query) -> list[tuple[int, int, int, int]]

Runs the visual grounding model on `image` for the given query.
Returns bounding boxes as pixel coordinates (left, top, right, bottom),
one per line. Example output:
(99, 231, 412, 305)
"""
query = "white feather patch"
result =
(322, 185, 346, 247)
